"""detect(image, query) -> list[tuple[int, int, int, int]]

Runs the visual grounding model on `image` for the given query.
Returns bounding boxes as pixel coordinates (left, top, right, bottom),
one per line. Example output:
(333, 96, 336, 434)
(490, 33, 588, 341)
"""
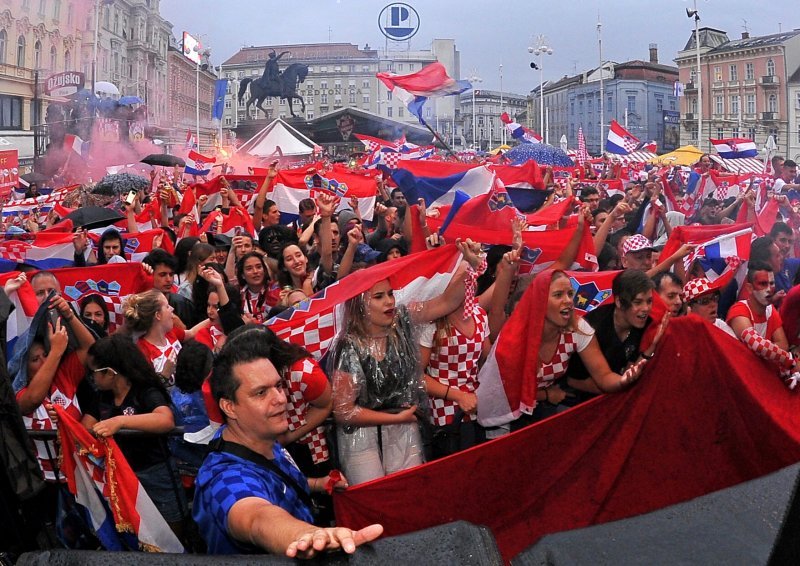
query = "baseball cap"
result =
(622, 234, 656, 255)
(682, 277, 716, 302)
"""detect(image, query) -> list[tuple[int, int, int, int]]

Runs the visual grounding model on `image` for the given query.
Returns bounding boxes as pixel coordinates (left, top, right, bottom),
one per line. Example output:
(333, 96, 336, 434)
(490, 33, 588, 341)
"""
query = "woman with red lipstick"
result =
(330, 240, 485, 485)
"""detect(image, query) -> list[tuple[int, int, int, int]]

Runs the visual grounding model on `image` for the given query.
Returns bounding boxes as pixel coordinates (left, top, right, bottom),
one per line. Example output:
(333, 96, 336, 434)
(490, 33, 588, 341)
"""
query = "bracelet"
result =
(444, 386, 451, 401)
(640, 351, 654, 360)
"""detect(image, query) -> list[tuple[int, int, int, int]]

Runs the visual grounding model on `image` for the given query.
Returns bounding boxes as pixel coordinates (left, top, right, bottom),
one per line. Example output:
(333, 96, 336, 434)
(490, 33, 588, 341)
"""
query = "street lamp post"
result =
(468, 71, 483, 149)
(687, 2, 702, 149)
(529, 37, 553, 144)
(499, 64, 504, 145)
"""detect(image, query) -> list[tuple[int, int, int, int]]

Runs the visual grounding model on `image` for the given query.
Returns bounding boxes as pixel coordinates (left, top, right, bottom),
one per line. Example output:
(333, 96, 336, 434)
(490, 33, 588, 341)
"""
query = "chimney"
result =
(741, 31, 750, 39)
(649, 43, 658, 63)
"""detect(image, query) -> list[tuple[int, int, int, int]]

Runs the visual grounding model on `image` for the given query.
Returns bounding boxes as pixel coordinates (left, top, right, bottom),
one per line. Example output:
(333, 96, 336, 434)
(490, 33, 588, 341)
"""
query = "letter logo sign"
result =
(378, 3, 420, 41)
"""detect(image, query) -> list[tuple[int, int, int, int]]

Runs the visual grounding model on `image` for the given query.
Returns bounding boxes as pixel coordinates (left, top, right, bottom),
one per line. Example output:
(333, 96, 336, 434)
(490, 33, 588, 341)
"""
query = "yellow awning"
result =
(648, 145, 705, 166)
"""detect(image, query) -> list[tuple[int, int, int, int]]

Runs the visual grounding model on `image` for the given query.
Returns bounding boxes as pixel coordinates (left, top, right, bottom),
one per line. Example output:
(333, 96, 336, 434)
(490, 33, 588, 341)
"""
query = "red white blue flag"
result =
(184, 150, 215, 176)
(710, 138, 758, 159)
(605, 120, 639, 155)
(271, 168, 378, 221)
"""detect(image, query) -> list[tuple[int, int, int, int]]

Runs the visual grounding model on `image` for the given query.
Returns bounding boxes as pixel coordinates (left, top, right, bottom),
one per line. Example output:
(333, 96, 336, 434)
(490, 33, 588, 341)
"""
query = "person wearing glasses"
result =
(82, 334, 187, 536)
(683, 277, 735, 338)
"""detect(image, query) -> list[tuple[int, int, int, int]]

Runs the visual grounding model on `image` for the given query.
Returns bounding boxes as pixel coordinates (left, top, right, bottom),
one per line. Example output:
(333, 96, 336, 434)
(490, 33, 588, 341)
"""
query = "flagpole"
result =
(92, 0, 99, 95)
(598, 16, 604, 155)
(422, 120, 457, 158)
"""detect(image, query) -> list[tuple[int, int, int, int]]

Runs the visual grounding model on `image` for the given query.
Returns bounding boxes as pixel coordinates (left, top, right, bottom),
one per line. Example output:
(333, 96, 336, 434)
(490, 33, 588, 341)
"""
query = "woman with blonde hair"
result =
(123, 289, 207, 385)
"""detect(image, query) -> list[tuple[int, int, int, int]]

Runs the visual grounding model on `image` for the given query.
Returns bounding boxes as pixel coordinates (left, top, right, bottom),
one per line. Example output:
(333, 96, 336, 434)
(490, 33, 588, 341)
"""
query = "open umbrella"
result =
(92, 172, 150, 197)
(64, 206, 124, 230)
(118, 96, 143, 106)
(141, 154, 185, 167)
(20, 172, 50, 185)
(506, 143, 574, 167)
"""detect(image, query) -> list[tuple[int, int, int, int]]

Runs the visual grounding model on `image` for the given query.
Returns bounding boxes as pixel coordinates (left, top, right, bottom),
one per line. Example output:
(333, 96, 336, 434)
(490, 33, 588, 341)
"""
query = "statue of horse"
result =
(237, 63, 308, 119)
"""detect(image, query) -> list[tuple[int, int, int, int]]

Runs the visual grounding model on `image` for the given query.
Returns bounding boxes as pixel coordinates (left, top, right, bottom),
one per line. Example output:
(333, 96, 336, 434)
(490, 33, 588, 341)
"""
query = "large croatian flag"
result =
(710, 138, 758, 159)
(377, 62, 471, 126)
(270, 168, 378, 221)
(390, 165, 495, 207)
(267, 245, 461, 360)
(184, 150, 215, 176)
(56, 406, 184, 552)
(605, 120, 639, 155)
(0, 232, 76, 272)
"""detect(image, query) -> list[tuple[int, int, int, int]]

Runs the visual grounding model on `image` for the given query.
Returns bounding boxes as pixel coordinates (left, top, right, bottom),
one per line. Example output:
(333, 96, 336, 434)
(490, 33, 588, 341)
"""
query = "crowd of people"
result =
(1, 151, 799, 558)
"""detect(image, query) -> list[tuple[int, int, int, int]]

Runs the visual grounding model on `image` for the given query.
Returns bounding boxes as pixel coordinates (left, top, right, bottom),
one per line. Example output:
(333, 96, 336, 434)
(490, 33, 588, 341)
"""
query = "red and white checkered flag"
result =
(576, 127, 590, 166)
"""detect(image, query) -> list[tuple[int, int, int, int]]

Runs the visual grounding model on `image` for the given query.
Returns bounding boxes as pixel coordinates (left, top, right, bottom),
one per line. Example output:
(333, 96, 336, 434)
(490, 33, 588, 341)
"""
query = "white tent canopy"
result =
(237, 119, 318, 158)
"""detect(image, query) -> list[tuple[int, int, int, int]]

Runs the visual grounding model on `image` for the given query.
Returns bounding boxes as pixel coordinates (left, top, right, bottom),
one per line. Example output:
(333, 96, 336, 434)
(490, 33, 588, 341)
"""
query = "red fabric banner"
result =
(334, 316, 800, 562)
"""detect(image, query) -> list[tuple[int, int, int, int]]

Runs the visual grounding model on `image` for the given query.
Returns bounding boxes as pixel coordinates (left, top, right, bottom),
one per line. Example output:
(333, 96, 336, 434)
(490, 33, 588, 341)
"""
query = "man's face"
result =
(618, 290, 654, 329)
(782, 165, 797, 183)
(689, 292, 720, 323)
(151, 263, 175, 293)
(622, 250, 653, 271)
(32, 275, 60, 305)
(774, 231, 794, 259)
(658, 280, 683, 316)
(699, 202, 721, 224)
(391, 191, 407, 210)
(262, 204, 281, 227)
(299, 207, 316, 226)
(583, 193, 600, 211)
(223, 358, 288, 439)
(102, 238, 122, 261)
(750, 270, 776, 306)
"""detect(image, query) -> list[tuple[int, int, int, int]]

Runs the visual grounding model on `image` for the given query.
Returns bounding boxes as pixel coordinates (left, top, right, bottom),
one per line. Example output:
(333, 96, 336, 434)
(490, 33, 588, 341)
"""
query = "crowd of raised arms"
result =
(3, 152, 800, 557)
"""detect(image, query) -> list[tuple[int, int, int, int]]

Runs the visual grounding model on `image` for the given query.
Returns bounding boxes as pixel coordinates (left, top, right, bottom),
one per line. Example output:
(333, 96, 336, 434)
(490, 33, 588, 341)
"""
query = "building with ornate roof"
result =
(675, 27, 800, 154)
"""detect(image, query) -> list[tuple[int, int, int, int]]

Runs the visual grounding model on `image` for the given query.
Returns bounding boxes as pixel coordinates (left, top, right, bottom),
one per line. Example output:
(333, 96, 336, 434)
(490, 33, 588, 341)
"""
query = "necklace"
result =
(612, 312, 631, 342)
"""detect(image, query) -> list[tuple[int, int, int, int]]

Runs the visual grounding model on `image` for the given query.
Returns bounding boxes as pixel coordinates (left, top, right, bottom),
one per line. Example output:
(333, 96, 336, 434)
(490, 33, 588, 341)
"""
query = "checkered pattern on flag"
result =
(266, 245, 462, 360)
(56, 405, 184, 552)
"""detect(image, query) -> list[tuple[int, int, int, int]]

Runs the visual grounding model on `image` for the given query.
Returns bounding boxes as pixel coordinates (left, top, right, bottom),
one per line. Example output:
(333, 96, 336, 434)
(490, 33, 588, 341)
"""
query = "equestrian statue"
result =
(237, 50, 308, 119)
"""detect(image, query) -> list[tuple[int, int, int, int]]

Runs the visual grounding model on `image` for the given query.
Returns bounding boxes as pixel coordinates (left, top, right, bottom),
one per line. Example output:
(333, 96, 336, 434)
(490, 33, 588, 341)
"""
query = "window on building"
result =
(797, 92, 800, 109)
(307, 111, 314, 119)
(729, 64, 738, 81)
(746, 94, 755, 114)
(64, 49, 70, 70)
(306, 96, 313, 105)
(767, 59, 775, 77)
(769, 128, 779, 143)
(747, 127, 756, 140)
(33, 40, 41, 69)
(67, 2, 72, 25)
(348, 65, 355, 73)
(387, 90, 392, 101)
(745, 62, 754, 80)
(768, 93, 777, 113)
(224, 117, 231, 125)
(349, 92, 356, 104)
(655, 95, 663, 112)
(730, 94, 740, 115)
(0, 95, 23, 129)
(225, 99, 231, 109)
(334, 79, 341, 88)
(49, 45, 56, 70)
(717, 127, 724, 138)
(0, 30, 6, 64)
(797, 126, 800, 144)
(320, 66, 327, 72)
(398, 107, 404, 117)
(38, 0, 45, 15)
(732, 126, 739, 138)
(669, 99, 676, 111)
(689, 69, 696, 83)
(362, 65, 370, 72)
(334, 95, 342, 106)
(715, 95, 723, 115)
(334, 66, 341, 72)
(362, 95, 369, 104)
(570, 102, 574, 115)
(387, 107, 392, 117)
(238, 71, 244, 78)
(627, 95, 636, 113)
(320, 93, 328, 104)
(714, 66, 722, 81)
(348, 79, 355, 86)
(320, 80, 327, 89)
(690, 97, 697, 114)
(362, 79, 370, 88)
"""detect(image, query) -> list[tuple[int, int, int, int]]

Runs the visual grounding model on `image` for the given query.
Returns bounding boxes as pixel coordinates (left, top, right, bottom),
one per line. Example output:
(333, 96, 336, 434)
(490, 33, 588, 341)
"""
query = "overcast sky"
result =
(162, 0, 797, 95)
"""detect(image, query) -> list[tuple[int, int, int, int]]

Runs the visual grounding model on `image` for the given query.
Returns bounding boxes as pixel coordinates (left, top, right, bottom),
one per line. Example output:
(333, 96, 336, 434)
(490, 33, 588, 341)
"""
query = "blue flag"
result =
(212, 79, 228, 122)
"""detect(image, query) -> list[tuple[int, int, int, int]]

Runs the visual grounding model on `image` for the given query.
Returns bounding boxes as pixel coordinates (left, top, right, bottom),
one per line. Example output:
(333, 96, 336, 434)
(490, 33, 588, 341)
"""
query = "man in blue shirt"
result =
(193, 327, 383, 557)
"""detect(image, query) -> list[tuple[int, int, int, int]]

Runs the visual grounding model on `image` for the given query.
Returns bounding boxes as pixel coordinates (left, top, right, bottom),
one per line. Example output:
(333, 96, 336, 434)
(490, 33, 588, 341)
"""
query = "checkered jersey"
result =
(425, 308, 488, 426)
(537, 319, 596, 388)
(241, 287, 269, 324)
(281, 358, 330, 464)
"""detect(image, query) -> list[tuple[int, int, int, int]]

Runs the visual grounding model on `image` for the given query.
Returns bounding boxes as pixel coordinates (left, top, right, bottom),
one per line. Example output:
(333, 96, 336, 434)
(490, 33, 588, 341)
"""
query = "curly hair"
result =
(122, 289, 164, 333)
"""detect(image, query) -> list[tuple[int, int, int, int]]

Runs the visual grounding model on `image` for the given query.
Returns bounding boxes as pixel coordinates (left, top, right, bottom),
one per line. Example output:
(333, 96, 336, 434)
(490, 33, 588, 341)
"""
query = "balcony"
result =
(761, 112, 778, 121)
(683, 113, 695, 121)
(760, 75, 780, 87)
(684, 82, 697, 92)
(712, 81, 724, 90)
(743, 78, 756, 86)
(727, 80, 739, 88)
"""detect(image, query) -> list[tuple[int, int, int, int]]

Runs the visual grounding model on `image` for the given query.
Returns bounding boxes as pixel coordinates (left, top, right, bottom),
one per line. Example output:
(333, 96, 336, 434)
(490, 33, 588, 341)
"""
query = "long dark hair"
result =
(79, 293, 110, 331)
(276, 243, 310, 288)
(88, 334, 169, 398)
(236, 252, 269, 289)
(96, 228, 125, 265)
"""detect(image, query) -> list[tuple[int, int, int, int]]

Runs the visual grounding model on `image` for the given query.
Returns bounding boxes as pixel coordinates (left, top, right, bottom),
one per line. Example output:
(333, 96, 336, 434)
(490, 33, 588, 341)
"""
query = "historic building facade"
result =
(675, 28, 800, 154)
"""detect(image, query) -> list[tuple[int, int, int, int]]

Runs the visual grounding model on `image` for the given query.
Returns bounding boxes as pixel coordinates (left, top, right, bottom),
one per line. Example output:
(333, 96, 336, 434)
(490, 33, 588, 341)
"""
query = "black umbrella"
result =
(64, 206, 124, 229)
(21, 172, 50, 185)
(141, 153, 185, 167)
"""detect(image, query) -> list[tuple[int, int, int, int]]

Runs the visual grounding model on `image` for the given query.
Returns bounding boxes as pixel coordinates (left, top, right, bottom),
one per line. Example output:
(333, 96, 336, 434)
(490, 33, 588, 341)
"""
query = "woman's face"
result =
(364, 279, 396, 330)
(207, 291, 220, 323)
(26, 343, 47, 378)
(385, 247, 403, 261)
(155, 293, 174, 333)
(286, 290, 308, 307)
(88, 357, 117, 391)
(243, 256, 265, 288)
(282, 245, 308, 280)
(82, 301, 107, 328)
(545, 274, 575, 329)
